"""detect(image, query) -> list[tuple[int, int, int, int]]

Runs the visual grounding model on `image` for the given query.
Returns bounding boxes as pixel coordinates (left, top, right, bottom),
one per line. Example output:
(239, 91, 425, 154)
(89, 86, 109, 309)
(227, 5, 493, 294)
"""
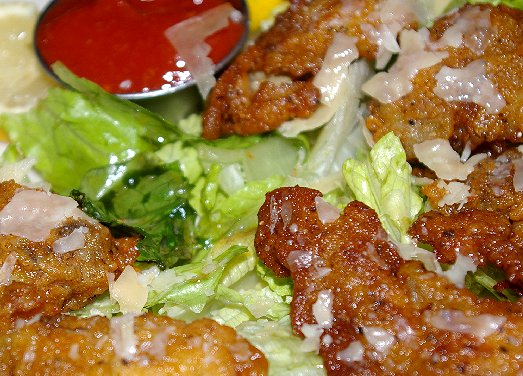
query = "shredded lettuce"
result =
(466, 265, 520, 302)
(236, 317, 325, 376)
(0, 64, 182, 195)
(343, 132, 424, 242)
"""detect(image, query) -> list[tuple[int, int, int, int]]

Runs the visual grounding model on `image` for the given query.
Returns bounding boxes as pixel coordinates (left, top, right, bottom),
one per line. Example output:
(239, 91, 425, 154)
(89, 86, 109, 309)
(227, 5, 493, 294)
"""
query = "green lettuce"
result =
(0, 63, 181, 195)
(236, 317, 325, 376)
(190, 135, 306, 240)
(72, 153, 198, 268)
(343, 132, 423, 242)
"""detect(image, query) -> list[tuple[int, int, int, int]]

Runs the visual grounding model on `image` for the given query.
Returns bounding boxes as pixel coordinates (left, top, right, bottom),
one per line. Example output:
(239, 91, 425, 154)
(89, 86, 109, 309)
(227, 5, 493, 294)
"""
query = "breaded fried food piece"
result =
(0, 314, 268, 375)
(203, 0, 402, 139)
(255, 186, 523, 375)
(0, 180, 138, 327)
(366, 5, 523, 160)
(409, 209, 523, 290)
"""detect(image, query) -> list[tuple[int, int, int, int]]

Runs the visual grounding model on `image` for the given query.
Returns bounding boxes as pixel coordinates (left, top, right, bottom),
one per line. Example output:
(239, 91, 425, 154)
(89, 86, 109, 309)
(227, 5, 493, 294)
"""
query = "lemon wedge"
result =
(0, 2, 55, 114)
(246, 0, 288, 32)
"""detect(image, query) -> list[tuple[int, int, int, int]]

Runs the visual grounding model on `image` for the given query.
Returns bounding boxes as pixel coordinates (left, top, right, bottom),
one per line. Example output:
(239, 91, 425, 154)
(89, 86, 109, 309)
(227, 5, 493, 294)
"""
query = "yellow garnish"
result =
(246, 0, 287, 32)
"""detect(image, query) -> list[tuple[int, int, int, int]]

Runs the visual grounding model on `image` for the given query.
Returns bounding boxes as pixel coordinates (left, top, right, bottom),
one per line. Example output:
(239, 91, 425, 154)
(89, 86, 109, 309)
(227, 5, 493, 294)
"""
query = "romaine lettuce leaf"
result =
(0, 63, 181, 195)
(343, 132, 423, 242)
(72, 153, 198, 268)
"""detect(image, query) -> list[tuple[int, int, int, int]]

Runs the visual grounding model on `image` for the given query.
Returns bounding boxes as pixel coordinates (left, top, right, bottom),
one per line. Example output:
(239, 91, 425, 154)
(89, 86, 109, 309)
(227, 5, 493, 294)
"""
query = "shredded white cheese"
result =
(52, 226, 89, 254)
(300, 290, 334, 353)
(413, 139, 487, 180)
(436, 180, 471, 208)
(0, 251, 17, 286)
(109, 266, 148, 315)
(430, 7, 491, 53)
(362, 0, 418, 68)
(434, 60, 505, 114)
(164, 3, 239, 98)
(337, 341, 364, 363)
(314, 196, 340, 224)
(362, 29, 448, 103)
(110, 313, 138, 362)
(425, 310, 506, 339)
(396, 242, 442, 273)
(442, 253, 477, 288)
(0, 189, 92, 242)
(512, 157, 523, 192)
(362, 326, 396, 354)
(313, 33, 359, 104)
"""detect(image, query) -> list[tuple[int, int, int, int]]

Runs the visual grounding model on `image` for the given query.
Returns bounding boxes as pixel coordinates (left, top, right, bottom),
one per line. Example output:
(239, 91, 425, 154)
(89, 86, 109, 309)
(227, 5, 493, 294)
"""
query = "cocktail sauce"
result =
(36, 0, 245, 95)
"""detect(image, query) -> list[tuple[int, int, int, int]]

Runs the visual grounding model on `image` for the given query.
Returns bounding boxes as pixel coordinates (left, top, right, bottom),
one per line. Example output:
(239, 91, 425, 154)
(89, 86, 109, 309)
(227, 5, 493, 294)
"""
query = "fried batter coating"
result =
(366, 5, 523, 160)
(0, 181, 138, 328)
(255, 186, 523, 375)
(0, 314, 268, 375)
(203, 0, 404, 139)
(409, 209, 523, 290)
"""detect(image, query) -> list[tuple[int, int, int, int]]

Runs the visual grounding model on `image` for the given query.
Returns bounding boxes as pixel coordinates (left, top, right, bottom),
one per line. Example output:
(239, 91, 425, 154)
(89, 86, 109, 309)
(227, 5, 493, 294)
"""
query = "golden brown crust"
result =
(0, 314, 268, 375)
(255, 186, 523, 375)
(0, 181, 138, 328)
(203, 0, 394, 139)
(366, 4, 523, 160)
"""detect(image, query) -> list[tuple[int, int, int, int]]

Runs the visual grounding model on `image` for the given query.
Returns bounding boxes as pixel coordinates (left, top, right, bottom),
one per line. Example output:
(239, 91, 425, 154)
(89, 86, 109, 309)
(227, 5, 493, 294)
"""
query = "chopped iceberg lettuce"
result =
(343, 132, 424, 242)
(236, 317, 325, 376)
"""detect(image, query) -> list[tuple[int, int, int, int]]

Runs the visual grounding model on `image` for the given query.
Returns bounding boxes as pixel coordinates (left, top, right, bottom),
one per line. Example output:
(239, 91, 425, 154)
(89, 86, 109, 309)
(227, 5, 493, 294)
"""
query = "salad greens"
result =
(343, 132, 424, 243)
(1, 0, 522, 374)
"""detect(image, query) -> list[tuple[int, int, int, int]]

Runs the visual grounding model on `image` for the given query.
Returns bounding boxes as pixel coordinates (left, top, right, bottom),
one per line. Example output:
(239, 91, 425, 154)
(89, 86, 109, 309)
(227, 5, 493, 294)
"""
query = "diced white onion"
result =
(434, 60, 505, 114)
(52, 226, 88, 254)
(109, 266, 148, 314)
(362, 326, 396, 354)
(0, 189, 92, 242)
(337, 341, 364, 363)
(425, 310, 506, 339)
(0, 252, 17, 286)
(315, 196, 340, 224)
(413, 138, 487, 180)
(110, 313, 138, 362)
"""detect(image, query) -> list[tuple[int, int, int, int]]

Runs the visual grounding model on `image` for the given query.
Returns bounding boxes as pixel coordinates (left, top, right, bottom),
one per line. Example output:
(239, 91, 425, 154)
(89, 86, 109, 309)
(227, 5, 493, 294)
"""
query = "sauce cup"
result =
(34, 0, 249, 109)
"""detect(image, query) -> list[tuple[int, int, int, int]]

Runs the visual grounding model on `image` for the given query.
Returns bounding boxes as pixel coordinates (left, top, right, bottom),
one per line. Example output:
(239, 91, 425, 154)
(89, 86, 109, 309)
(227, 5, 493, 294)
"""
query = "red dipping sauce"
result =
(35, 0, 246, 96)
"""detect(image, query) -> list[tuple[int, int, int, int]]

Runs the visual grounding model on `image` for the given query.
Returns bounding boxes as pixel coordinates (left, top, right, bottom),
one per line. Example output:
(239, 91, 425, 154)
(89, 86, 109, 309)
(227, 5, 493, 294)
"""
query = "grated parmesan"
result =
(362, 29, 448, 103)
(0, 189, 92, 242)
(0, 251, 17, 286)
(425, 310, 506, 339)
(413, 138, 487, 180)
(434, 60, 506, 114)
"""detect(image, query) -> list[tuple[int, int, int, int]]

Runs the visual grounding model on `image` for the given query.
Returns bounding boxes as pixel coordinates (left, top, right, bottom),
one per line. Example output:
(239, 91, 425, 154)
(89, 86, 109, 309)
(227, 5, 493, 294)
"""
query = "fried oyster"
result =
(366, 4, 523, 160)
(255, 186, 523, 375)
(202, 0, 416, 139)
(0, 314, 268, 375)
(0, 180, 138, 329)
